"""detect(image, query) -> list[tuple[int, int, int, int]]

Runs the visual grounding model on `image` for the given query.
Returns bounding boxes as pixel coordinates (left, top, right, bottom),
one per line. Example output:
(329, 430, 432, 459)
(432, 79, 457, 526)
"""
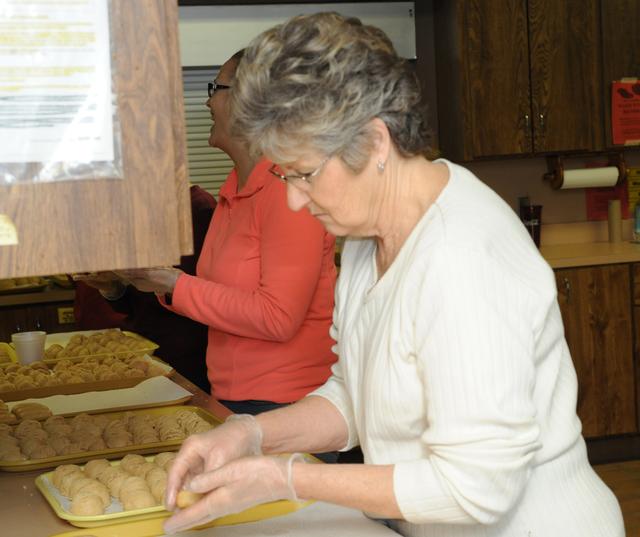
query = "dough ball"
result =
(120, 453, 146, 474)
(29, 445, 57, 459)
(153, 452, 176, 470)
(121, 490, 156, 511)
(86, 437, 106, 452)
(70, 492, 104, 516)
(145, 467, 166, 488)
(50, 434, 71, 455)
(43, 415, 67, 432)
(150, 477, 167, 503)
(96, 465, 121, 485)
(59, 471, 84, 497)
(84, 459, 111, 479)
(107, 471, 129, 499)
(69, 476, 96, 497)
(0, 445, 25, 461)
(52, 464, 82, 488)
(104, 432, 132, 449)
(72, 480, 110, 508)
(129, 461, 155, 479)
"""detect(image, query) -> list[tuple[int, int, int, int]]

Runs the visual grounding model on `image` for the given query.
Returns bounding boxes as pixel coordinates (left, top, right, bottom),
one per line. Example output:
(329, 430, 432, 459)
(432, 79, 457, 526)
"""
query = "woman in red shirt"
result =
(121, 51, 337, 417)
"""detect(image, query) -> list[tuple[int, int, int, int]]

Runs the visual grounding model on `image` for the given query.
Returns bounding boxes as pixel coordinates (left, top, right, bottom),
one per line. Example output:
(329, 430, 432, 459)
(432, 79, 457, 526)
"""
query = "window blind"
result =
(182, 67, 234, 197)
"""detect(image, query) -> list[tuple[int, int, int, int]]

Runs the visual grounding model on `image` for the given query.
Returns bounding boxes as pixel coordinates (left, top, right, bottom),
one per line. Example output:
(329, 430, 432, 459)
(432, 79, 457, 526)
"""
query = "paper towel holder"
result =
(543, 153, 627, 190)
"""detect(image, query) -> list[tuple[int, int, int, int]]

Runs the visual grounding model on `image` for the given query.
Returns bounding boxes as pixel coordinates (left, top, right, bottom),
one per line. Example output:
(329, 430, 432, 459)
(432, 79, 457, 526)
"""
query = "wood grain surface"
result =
(466, 0, 531, 157)
(601, 0, 640, 148)
(555, 264, 636, 437)
(0, 0, 190, 278)
(528, 0, 604, 153)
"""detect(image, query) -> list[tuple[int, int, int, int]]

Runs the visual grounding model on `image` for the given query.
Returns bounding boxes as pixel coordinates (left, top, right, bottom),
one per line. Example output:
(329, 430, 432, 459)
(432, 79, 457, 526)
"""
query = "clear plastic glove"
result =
(72, 271, 124, 296)
(113, 267, 182, 294)
(164, 414, 263, 511)
(163, 454, 304, 535)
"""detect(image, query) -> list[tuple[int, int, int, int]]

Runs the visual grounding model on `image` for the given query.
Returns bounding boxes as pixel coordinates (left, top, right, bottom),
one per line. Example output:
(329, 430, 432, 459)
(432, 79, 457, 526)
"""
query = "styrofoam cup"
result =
(11, 331, 46, 365)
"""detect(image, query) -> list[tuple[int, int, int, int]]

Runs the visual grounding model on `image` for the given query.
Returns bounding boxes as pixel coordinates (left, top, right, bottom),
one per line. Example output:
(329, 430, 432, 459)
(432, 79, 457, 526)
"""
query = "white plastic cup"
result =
(11, 331, 47, 365)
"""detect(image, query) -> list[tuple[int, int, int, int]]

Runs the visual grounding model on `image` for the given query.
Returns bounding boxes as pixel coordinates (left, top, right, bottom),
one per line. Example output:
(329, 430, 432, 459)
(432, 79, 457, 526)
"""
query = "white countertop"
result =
(175, 502, 402, 537)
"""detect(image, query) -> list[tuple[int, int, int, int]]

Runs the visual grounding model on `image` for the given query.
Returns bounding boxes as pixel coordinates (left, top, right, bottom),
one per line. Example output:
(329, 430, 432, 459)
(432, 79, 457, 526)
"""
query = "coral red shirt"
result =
(165, 159, 337, 402)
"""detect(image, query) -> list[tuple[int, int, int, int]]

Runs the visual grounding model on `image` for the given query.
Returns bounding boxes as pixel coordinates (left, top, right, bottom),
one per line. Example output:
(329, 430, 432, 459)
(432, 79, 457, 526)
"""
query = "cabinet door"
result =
(601, 0, 640, 148)
(555, 265, 636, 437)
(528, 0, 604, 152)
(0, 0, 192, 279)
(465, 0, 532, 157)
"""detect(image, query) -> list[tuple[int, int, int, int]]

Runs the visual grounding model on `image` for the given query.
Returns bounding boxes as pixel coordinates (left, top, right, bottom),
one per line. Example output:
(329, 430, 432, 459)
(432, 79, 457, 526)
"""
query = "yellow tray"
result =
(0, 277, 48, 295)
(0, 342, 17, 365)
(39, 455, 313, 529)
(0, 405, 220, 472)
(0, 355, 173, 403)
(42, 330, 159, 362)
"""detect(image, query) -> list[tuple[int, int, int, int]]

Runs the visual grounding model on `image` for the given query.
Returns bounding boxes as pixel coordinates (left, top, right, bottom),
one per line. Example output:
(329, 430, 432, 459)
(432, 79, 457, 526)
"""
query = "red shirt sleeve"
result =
(167, 181, 331, 342)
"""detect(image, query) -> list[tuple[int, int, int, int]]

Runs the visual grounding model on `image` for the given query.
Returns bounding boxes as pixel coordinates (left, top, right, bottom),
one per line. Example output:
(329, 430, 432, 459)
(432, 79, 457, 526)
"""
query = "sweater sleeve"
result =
(309, 290, 359, 451)
(167, 183, 332, 341)
(393, 245, 543, 525)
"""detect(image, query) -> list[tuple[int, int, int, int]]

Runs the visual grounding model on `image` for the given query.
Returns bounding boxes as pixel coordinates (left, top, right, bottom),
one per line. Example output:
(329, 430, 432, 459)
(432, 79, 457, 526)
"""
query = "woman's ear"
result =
(368, 118, 391, 167)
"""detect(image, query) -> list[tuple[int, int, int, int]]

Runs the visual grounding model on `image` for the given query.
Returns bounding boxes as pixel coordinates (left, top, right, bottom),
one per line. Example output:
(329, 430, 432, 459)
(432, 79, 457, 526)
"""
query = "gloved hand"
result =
(163, 454, 304, 535)
(113, 267, 183, 295)
(164, 414, 263, 510)
(72, 271, 125, 297)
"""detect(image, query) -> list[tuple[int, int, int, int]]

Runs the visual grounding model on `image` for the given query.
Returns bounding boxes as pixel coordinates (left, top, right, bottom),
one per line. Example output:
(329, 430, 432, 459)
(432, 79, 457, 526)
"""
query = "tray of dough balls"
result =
(0, 405, 220, 471)
(42, 329, 158, 361)
(0, 276, 49, 295)
(0, 354, 172, 402)
(37, 453, 313, 529)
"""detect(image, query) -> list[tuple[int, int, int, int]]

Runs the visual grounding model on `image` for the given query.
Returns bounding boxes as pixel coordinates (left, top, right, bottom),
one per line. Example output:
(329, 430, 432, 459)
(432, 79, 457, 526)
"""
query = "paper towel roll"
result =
(560, 166, 619, 189)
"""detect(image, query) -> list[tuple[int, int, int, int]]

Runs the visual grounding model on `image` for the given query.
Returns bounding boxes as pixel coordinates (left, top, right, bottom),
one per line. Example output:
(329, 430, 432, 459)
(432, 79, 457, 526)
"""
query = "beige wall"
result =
(466, 151, 640, 224)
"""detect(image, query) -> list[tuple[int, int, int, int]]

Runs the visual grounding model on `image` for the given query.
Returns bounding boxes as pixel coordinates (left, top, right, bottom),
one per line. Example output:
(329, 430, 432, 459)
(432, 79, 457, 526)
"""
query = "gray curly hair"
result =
(230, 12, 431, 172)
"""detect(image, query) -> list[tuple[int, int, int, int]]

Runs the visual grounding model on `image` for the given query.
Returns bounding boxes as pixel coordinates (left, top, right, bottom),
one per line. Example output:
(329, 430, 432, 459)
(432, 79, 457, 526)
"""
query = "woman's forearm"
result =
(256, 396, 350, 455)
(294, 462, 403, 519)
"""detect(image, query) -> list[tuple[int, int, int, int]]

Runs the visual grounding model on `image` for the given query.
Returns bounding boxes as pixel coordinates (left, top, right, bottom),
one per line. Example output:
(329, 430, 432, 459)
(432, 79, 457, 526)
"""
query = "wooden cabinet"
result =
(601, 0, 640, 148)
(0, 0, 193, 279)
(433, 0, 604, 160)
(555, 264, 636, 437)
(0, 301, 77, 341)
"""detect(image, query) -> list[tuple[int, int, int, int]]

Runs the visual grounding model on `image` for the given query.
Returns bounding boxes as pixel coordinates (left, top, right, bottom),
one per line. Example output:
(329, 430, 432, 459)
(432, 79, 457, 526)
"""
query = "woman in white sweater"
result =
(163, 12, 624, 537)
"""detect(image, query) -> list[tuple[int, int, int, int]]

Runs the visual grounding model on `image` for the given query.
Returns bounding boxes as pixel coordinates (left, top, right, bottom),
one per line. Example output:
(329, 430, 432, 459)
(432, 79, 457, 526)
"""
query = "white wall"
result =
(178, 3, 416, 67)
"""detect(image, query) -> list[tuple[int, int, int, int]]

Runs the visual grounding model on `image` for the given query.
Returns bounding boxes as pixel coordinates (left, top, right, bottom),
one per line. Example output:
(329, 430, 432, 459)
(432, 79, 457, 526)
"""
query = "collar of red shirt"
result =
(219, 158, 274, 203)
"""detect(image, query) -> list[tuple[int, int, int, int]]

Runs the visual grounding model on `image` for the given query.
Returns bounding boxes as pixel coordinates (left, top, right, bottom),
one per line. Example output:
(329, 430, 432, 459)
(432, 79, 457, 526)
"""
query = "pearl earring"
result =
(377, 160, 385, 172)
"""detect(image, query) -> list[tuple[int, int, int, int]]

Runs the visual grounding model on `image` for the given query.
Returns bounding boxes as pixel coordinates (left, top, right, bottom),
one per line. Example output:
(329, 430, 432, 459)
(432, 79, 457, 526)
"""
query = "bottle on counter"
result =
(634, 203, 640, 243)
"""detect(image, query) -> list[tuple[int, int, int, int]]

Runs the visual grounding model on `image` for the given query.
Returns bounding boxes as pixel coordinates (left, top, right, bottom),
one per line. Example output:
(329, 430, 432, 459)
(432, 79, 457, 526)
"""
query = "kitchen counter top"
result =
(540, 241, 640, 268)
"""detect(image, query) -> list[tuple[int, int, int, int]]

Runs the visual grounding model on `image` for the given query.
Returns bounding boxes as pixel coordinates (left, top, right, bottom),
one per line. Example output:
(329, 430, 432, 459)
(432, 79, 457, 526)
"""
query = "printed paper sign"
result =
(612, 80, 640, 146)
(0, 0, 113, 164)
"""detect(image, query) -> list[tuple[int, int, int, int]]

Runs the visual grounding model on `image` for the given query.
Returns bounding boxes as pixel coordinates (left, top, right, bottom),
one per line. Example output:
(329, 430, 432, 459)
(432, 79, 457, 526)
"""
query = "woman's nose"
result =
(286, 183, 310, 212)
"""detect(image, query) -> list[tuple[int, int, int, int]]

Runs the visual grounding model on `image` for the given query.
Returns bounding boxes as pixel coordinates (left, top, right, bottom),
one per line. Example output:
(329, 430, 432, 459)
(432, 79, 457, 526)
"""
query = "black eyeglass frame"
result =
(208, 81, 232, 98)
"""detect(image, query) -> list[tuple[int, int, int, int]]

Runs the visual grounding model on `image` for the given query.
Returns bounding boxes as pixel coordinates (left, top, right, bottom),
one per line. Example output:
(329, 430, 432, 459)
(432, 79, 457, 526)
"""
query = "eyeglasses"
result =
(268, 156, 331, 190)
(208, 81, 231, 98)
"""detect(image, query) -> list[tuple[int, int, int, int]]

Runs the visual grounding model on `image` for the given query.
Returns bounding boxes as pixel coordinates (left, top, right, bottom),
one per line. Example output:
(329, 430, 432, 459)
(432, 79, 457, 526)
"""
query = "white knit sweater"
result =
(312, 160, 624, 537)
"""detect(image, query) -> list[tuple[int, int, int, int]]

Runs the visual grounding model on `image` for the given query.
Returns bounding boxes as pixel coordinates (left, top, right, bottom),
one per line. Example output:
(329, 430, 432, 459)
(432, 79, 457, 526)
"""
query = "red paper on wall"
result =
(612, 80, 640, 145)
(584, 160, 629, 221)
